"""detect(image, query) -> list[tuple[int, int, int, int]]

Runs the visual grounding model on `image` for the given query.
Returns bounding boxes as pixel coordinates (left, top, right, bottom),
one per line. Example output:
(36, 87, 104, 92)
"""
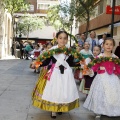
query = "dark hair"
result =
(103, 33, 107, 36)
(103, 37, 115, 46)
(93, 45, 101, 51)
(36, 44, 39, 47)
(46, 42, 53, 47)
(56, 31, 68, 38)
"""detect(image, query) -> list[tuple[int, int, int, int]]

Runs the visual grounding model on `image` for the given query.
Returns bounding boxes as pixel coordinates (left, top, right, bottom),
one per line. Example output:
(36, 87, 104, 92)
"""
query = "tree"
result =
(76, 0, 96, 37)
(17, 14, 44, 39)
(3, 0, 29, 41)
(47, 2, 76, 32)
(3, 0, 28, 15)
(47, 5, 67, 31)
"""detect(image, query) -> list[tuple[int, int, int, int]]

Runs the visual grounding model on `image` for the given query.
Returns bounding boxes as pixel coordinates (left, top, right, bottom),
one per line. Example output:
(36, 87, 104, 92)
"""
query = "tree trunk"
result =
(12, 17, 15, 43)
(85, 13, 90, 39)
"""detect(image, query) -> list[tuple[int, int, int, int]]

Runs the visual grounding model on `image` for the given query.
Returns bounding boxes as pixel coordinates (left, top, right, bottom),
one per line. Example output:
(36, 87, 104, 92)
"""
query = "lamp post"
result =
(111, 0, 116, 37)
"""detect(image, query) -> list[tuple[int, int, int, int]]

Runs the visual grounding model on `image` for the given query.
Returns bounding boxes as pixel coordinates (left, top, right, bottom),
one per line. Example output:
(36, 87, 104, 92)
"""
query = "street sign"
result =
(106, 5, 120, 15)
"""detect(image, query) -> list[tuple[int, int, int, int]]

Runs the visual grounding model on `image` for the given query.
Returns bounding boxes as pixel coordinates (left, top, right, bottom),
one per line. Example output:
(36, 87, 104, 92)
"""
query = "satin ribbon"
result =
(47, 64, 55, 80)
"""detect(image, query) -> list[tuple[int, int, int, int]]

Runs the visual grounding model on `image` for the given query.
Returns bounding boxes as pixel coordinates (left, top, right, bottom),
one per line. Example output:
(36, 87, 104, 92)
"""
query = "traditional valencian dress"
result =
(83, 56, 97, 91)
(84, 53, 120, 116)
(32, 45, 80, 112)
(79, 49, 93, 94)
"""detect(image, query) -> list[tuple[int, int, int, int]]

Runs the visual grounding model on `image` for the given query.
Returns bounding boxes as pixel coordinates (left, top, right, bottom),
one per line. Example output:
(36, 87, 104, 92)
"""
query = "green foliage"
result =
(76, 0, 95, 20)
(17, 14, 45, 36)
(75, 0, 96, 37)
(37, 47, 84, 62)
(0, 1, 5, 26)
(88, 57, 120, 68)
(47, 5, 69, 31)
(3, 0, 28, 15)
(47, 1, 76, 32)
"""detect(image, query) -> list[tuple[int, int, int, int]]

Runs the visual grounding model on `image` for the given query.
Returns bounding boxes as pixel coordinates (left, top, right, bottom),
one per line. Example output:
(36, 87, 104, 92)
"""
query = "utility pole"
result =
(111, 0, 116, 38)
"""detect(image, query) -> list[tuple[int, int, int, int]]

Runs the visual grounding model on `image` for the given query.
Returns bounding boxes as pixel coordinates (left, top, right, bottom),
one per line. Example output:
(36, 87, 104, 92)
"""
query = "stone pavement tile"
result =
(0, 85, 9, 91)
(27, 113, 70, 120)
(69, 112, 95, 120)
(0, 78, 15, 85)
(0, 74, 17, 80)
(12, 77, 36, 85)
(3, 69, 25, 75)
(22, 71, 38, 76)
(0, 98, 30, 114)
(0, 91, 4, 95)
(0, 89, 31, 100)
(28, 105, 49, 114)
(15, 75, 37, 80)
(0, 113, 27, 120)
(0, 85, 9, 95)
(70, 106, 93, 114)
(27, 113, 52, 120)
(7, 84, 34, 91)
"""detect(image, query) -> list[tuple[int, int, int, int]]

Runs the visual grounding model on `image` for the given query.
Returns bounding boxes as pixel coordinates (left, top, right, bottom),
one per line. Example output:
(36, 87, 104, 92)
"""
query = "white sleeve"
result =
(85, 58, 91, 65)
(89, 69, 94, 77)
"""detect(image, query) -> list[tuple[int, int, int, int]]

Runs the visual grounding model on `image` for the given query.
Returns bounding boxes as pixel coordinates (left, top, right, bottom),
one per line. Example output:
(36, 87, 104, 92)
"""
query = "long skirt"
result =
(84, 72, 120, 116)
(32, 67, 79, 112)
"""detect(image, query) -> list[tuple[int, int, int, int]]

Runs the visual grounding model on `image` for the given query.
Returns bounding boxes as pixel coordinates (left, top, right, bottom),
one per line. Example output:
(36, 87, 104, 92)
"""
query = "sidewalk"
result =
(0, 59, 119, 120)
(1, 55, 18, 60)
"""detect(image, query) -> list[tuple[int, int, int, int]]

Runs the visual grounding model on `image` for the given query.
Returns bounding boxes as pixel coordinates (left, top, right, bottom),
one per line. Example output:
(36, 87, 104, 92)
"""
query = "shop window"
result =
(29, 5, 34, 12)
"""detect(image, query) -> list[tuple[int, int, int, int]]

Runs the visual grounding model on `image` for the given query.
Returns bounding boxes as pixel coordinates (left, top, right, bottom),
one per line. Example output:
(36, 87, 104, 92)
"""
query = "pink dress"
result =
(83, 53, 120, 116)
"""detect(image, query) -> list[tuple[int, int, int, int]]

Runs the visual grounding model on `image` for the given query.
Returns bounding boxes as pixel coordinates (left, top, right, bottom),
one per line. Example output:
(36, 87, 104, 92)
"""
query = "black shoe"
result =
(26, 58, 29, 60)
(34, 70, 36, 73)
(58, 112, 62, 115)
(51, 112, 56, 119)
(36, 71, 40, 74)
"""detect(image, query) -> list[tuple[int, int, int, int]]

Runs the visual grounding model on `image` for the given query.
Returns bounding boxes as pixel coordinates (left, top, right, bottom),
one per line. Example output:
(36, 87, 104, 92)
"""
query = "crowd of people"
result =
(30, 30, 120, 119)
(11, 40, 54, 61)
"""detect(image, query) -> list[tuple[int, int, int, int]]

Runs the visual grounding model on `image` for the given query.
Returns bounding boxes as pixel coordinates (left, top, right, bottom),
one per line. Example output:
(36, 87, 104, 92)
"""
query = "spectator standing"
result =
(99, 33, 107, 52)
(20, 40, 24, 59)
(86, 31, 98, 51)
(11, 43, 15, 56)
(114, 42, 120, 58)
(78, 33, 85, 47)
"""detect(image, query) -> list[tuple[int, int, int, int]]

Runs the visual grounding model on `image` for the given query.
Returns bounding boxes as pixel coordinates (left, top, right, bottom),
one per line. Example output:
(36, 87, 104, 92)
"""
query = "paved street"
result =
(0, 58, 119, 120)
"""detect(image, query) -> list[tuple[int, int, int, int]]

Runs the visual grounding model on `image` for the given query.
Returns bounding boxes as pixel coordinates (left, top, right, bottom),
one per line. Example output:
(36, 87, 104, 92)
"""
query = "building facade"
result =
(79, 0, 120, 49)
(0, 7, 12, 59)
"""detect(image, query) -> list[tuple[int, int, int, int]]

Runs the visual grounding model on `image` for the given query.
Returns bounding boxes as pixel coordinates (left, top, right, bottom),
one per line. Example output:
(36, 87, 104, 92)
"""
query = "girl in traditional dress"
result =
(79, 42, 93, 94)
(83, 45, 101, 93)
(84, 38, 120, 118)
(74, 45, 83, 81)
(32, 31, 81, 119)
